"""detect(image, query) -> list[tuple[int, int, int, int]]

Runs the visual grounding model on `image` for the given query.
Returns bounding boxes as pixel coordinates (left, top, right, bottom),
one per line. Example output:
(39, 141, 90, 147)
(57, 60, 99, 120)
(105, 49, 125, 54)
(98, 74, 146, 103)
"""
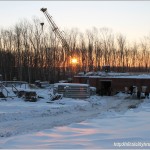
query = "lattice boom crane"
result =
(40, 8, 69, 51)
(41, 8, 79, 78)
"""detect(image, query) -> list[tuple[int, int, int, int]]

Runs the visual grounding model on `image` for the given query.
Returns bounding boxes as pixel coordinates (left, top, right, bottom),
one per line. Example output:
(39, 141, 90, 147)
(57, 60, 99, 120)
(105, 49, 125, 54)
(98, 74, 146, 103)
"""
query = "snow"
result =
(0, 85, 150, 149)
(54, 83, 90, 87)
(76, 71, 150, 79)
(2, 87, 16, 97)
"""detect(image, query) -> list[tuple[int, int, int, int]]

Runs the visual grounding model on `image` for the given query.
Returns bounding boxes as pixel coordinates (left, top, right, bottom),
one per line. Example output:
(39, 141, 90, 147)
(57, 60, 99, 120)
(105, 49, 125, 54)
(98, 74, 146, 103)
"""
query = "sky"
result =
(0, 1, 150, 42)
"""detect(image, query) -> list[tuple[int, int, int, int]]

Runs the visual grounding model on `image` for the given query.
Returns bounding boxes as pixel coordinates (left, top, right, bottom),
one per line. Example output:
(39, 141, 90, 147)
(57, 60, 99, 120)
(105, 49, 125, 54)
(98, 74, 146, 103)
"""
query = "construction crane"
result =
(41, 8, 78, 80)
(40, 8, 69, 55)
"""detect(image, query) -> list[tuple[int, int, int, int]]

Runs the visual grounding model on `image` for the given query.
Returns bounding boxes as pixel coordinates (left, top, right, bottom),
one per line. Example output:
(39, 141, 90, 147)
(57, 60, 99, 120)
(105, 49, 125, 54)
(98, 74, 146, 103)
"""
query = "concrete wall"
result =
(73, 76, 150, 95)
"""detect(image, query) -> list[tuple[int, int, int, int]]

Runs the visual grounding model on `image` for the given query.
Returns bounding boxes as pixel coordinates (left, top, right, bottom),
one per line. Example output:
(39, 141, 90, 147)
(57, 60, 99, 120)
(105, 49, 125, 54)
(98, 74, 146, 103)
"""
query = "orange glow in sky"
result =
(71, 58, 78, 64)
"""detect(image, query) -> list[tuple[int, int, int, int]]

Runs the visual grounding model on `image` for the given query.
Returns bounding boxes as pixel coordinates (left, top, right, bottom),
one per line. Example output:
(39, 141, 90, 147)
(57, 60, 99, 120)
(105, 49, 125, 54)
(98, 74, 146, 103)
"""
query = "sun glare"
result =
(71, 58, 78, 64)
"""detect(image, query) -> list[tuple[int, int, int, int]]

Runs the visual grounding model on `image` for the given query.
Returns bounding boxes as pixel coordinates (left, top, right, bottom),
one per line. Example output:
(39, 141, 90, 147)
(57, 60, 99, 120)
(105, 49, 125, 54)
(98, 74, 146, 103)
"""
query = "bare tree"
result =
(117, 34, 126, 72)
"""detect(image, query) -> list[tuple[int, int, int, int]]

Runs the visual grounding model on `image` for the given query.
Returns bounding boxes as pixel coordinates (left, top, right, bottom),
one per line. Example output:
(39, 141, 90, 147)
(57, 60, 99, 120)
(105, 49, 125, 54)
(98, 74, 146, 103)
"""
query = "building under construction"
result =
(73, 71, 150, 96)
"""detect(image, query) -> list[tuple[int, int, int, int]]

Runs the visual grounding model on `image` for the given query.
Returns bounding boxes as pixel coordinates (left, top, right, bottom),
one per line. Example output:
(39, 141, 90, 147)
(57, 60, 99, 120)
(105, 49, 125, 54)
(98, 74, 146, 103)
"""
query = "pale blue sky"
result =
(0, 1, 150, 42)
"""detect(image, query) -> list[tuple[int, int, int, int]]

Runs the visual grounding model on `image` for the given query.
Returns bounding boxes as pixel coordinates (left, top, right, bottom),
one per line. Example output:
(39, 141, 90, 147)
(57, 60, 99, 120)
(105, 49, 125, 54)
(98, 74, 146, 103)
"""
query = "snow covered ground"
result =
(0, 87, 149, 149)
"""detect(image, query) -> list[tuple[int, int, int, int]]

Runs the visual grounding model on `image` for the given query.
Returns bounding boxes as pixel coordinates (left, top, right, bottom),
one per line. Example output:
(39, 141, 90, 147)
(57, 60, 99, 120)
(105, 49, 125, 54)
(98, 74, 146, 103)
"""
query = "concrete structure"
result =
(73, 72, 150, 96)
(53, 83, 90, 98)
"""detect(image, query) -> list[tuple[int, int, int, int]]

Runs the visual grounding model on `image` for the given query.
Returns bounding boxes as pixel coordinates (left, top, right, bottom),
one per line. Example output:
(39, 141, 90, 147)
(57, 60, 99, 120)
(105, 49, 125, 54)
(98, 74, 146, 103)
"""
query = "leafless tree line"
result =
(0, 18, 150, 82)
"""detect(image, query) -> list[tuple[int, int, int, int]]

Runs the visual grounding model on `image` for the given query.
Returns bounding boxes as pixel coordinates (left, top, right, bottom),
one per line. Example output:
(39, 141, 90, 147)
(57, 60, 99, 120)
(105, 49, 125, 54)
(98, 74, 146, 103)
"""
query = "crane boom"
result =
(41, 8, 78, 80)
(40, 8, 69, 51)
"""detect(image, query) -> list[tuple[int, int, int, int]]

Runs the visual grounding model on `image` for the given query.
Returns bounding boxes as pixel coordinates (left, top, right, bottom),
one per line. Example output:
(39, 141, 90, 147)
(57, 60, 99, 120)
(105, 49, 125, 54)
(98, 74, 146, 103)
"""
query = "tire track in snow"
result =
(0, 97, 142, 138)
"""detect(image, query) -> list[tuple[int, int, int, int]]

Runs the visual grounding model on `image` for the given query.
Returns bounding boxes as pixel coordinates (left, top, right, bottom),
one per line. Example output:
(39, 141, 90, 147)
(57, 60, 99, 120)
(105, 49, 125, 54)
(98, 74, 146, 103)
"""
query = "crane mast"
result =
(40, 8, 69, 51)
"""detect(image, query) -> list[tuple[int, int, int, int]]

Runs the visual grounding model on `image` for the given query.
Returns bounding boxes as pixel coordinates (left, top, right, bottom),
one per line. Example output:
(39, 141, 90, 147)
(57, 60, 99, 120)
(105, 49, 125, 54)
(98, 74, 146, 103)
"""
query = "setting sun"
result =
(71, 58, 78, 64)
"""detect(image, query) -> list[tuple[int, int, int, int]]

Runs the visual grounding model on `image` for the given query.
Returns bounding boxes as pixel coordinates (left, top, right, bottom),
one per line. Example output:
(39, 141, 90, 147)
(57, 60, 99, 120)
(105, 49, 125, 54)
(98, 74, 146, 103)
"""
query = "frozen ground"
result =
(0, 88, 149, 149)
